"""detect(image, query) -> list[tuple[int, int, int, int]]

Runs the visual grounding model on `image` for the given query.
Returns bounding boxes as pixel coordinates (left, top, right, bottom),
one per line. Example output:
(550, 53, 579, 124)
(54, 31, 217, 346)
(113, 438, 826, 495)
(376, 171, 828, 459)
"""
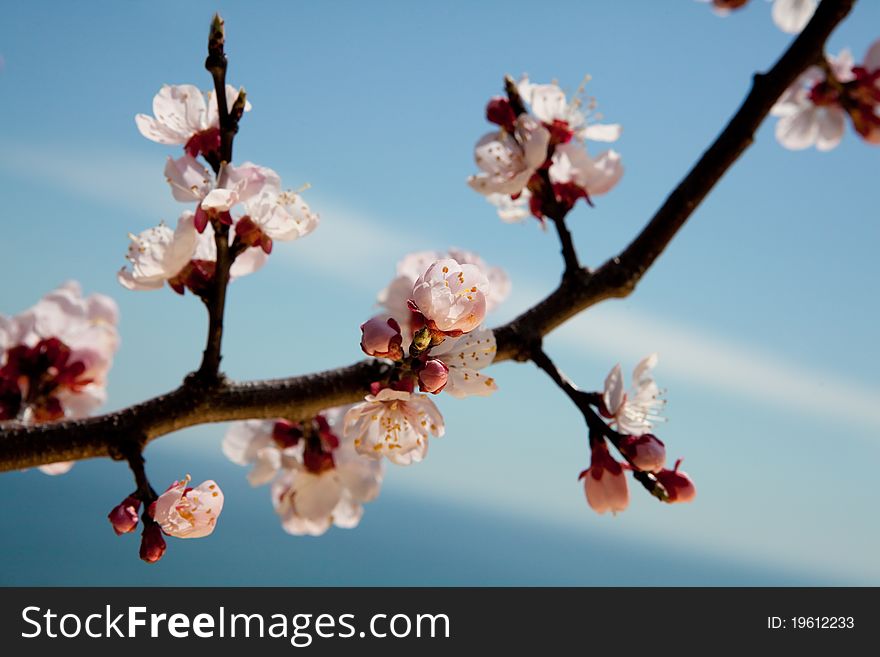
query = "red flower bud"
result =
(108, 496, 141, 536)
(139, 523, 167, 564)
(486, 97, 516, 131)
(655, 459, 696, 503)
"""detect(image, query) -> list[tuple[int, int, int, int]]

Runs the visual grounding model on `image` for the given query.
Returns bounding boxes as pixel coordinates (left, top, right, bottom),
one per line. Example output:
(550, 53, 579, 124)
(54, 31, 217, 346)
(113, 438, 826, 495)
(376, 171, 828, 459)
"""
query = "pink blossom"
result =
(150, 475, 224, 539)
(135, 83, 250, 157)
(468, 114, 550, 197)
(226, 410, 384, 536)
(619, 434, 667, 473)
(108, 496, 141, 536)
(579, 442, 629, 515)
(360, 317, 404, 360)
(1, 282, 119, 479)
(409, 258, 490, 337)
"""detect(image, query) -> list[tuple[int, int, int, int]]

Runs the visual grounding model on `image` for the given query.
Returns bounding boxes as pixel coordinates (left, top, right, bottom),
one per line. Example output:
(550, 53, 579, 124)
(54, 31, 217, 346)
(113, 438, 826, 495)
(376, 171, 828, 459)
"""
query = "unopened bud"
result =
(486, 97, 516, 130)
(108, 496, 141, 536)
(418, 359, 449, 394)
(139, 523, 167, 564)
(655, 459, 696, 503)
(231, 88, 248, 122)
(360, 317, 404, 360)
(619, 434, 666, 473)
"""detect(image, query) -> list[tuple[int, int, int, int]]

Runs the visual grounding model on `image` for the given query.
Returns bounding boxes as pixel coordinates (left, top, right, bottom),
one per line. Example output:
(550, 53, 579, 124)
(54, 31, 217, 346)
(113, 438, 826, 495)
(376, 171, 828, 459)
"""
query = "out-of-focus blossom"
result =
(0, 282, 119, 475)
(602, 354, 666, 437)
(701, 0, 816, 34)
(771, 49, 855, 151)
(226, 410, 385, 536)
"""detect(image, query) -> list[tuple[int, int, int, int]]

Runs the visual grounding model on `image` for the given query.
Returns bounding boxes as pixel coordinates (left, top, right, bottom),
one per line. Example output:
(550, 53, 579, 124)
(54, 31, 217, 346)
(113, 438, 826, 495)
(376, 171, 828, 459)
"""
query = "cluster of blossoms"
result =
(468, 76, 623, 224)
(119, 84, 318, 295)
(580, 355, 695, 515)
(772, 40, 880, 150)
(705, 0, 817, 33)
(347, 252, 507, 466)
(108, 475, 225, 563)
(217, 249, 507, 534)
(0, 282, 119, 475)
(223, 409, 382, 535)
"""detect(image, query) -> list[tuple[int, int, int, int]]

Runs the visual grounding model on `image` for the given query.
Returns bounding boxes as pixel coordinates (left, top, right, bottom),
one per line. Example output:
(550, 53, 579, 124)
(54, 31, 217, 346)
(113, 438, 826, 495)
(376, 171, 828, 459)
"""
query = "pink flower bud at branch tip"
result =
(418, 359, 449, 394)
(360, 317, 404, 361)
(619, 434, 666, 473)
(579, 442, 629, 515)
(655, 459, 696, 504)
(139, 523, 166, 564)
(108, 496, 141, 536)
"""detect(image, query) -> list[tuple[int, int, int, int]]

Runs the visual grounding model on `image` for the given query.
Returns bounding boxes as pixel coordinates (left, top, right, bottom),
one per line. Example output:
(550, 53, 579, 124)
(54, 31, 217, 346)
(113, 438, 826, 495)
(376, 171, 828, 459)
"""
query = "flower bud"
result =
(486, 97, 516, 130)
(360, 317, 404, 360)
(418, 359, 449, 394)
(619, 434, 666, 473)
(139, 523, 167, 564)
(108, 496, 141, 536)
(655, 459, 696, 503)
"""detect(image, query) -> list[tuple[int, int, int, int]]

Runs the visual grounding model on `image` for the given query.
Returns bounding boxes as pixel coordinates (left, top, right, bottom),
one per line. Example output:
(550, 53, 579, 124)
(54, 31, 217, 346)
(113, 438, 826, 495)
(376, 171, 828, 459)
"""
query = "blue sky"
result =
(0, 0, 878, 585)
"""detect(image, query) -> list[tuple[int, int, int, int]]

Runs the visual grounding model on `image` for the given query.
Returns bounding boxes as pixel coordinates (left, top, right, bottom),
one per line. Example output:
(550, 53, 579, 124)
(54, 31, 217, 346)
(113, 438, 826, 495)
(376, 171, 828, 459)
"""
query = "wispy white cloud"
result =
(6, 142, 878, 431)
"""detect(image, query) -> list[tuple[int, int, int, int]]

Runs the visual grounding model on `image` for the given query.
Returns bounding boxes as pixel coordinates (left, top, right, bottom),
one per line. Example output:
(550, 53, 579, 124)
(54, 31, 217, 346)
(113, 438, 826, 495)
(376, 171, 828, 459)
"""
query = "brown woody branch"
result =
(0, 0, 855, 471)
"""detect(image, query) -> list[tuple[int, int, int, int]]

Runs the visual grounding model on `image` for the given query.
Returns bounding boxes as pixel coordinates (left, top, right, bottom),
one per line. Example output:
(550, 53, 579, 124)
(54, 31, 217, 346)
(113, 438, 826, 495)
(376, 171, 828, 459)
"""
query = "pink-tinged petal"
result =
(815, 108, 846, 152)
(201, 187, 238, 212)
(247, 447, 281, 486)
(292, 472, 344, 521)
(222, 419, 275, 465)
(775, 106, 819, 150)
(329, 495, 364, 529)
(165, 155, 212, 203)
(772, 0, 817, 34)
(863, 38, 880, 74)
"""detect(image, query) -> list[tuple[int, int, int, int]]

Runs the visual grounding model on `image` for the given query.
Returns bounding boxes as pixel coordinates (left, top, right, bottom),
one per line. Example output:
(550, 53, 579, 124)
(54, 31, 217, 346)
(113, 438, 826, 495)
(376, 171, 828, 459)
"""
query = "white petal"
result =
(604, 364, 625, 415)
(775, 106, 819, 150)
(815, 108, 845, 151)
(583, 123, 622, 142)
(772, 0, 817, 34)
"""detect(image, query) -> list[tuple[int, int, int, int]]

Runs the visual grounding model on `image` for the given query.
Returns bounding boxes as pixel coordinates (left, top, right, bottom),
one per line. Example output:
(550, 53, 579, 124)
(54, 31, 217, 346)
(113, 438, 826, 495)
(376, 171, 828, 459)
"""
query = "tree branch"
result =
(0, 0, 855, 471)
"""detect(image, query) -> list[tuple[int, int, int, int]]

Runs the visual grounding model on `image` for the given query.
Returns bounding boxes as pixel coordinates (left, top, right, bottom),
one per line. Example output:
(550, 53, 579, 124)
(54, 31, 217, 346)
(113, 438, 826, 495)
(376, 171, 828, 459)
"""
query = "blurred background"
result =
(0, 0, 878, 585)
